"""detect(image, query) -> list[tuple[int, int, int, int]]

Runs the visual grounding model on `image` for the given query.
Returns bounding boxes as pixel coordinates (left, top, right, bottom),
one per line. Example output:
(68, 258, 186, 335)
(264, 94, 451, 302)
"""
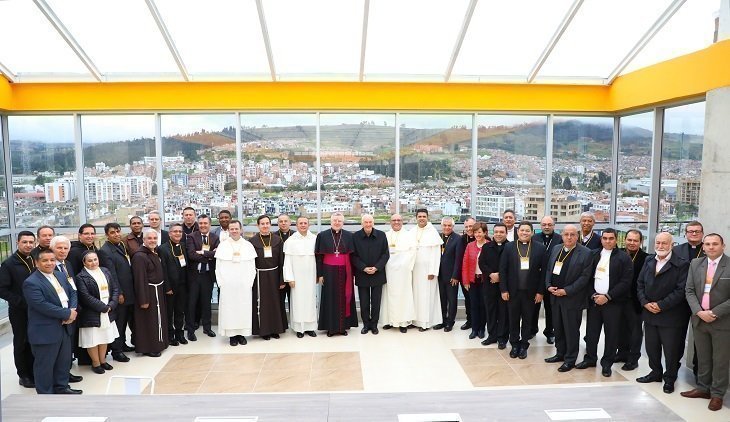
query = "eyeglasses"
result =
(686, 230, 703, 234)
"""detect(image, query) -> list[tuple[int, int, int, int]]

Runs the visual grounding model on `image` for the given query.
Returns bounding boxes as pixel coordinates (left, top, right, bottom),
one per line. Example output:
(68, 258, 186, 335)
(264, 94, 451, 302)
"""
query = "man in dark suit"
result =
(159, 223, 188, 346)
(681, 233, 730, 411)
(499, 221, 546, 359)
(274, 213, 293, 319)
(531, 216, 562, 343)
(579, 212, 602, 251)
(502, 209, 519, 242)
(480, 223, 509, 348)
(544, 225, 594, 372)
(0, 231, 37, 388)
(616, 229, 649, 370)
(672, 220, 705, 262)
(100, 222, 135, 362)
(23, 249, 81, 394)
(185, 214, 219, 341)
(636, 232, 690, 394)
(459, 217, 476, 330)
(148, 211, 170, 246)
(352, 214, 390, 335)
(31, 225, 55, 261)
(576, 228, 633, 377)
(181, 206, 199, 236)
(437, 216, 464, 331)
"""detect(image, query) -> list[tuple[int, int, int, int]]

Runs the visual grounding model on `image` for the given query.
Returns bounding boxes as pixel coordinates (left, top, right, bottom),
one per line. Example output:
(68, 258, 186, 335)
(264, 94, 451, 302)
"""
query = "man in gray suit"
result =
(681, 233, 730, 411)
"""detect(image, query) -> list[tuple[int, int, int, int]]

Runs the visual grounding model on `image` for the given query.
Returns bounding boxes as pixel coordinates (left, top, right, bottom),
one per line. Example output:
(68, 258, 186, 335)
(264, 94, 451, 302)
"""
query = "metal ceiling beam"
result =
(0, 62, 16, 83)
(33, 0, 102, 81)
(606, 0, 686, 84)
(145, 0, 189, 82)
(527, 0, 583, 83)
(359, 0, 370, 82)
(445, 0, 478, 82)
(255, 0, 277, 81)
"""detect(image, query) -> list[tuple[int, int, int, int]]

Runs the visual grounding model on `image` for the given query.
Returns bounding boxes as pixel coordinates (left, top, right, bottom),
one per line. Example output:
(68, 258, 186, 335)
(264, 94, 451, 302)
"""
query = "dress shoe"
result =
(194, 323, 200, 330)
(418, 327, 428, 332)
(144, 352, 161, 357)
(663, 382, 674, 394)
(342, 330, 348, 336)
(636, 373, 662, 383)
(546, 336, 555, 344)
(18, 377, 35, 388)
(433, 323, 445, 330)
(621, 362, 638, 371)
(601, 367, 612, 377)
(122, 344, 135, 352)
(576, 361, 597, 369)
(509, 347, 520, 358)
(169, 339, 179, 346)
(444, 325, 453, 332)
(100, 362, 113, 371)
(112, 352, 130, 362)
(468, 330, 478, 339)
(177, 335, 188, 345)
(230, 337, 239, 346)
(518, 348, 528, 359)
(68, 374, 83, 383)
(361, 327, 369, 334)
(238, 335, 247, 345)
(296, 332, 304, 338)
(55, 387, 82, 394)
(482, 337, 498, 346)
(400, 327, 407, 333)
(187, 332, 197, 342)
(327, 332, 334, 337)
(497, 341, 507, 350)
(680, 388, 711, 399)
(708, 397, 723, 411)
(371, 327, 379, 335)
(91, 365, 105, 374)
(383, 324, 393, 330)
(477, 329, 485, 339)
(272, 333, 280, 339)
(460, 321, 472, 330)
(306, 331, 317, 337)
(545, 355, 565, 363)
(204, 329, 216, 337)
(262, 335, 271, 340)
(558, 363, 575, 372)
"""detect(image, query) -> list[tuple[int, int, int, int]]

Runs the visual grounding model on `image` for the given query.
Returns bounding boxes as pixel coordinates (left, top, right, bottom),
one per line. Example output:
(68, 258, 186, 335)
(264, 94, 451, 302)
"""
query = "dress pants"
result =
(461, 283, 472, 324)
(644, 322, 685, 383)
(616, 301, 643, 364)
(166, 285, 187, 339)
(484, 280, 509, 342)
(508, 290, 535, 349)
(30, 331, 72, 394)
(358, 285, 383, 329)
(468, 280, 486, 333)
(187, 270, 213, 332)
(552, 298, 583, 365)
(8, 307, 34, 379)
(583, 300, 622, 368)
(694, 322, 730, 397)
(111, 303, 135, 353)
(437, 277, 459, 328)
(531, 296, 553, 337)
(280, 283, 291, 326)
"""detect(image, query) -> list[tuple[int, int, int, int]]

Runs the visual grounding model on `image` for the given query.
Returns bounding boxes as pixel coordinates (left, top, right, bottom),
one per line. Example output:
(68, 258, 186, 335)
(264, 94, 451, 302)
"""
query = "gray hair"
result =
(441, 217, 455, 225)
(579, 212, 595, 222)
(143, 228, 159, 239)
(49, 235, 71, 249)
(361, 214, 374, 223)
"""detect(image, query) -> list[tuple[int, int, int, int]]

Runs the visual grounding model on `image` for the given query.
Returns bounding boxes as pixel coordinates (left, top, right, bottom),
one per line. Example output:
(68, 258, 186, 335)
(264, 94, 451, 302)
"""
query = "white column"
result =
(698, 86, 730, 237)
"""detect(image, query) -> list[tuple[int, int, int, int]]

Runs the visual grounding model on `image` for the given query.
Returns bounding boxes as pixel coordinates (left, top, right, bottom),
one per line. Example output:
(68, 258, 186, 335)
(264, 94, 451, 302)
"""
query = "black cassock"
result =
(249, 233, 286, 336)
(315, 229, 358, 333)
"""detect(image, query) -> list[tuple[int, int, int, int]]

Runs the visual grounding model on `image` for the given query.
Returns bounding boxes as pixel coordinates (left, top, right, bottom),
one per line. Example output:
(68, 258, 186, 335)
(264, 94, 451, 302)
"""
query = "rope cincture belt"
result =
(256, 267, 279, 321)
(149, 281, 165, 342)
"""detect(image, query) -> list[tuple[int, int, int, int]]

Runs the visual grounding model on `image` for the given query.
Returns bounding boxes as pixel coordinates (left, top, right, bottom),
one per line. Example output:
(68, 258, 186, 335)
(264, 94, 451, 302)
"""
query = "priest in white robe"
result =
(411, 209, 443, 331)
(283, 216, 319, 338)
(380, 214, 417, 333)
(215, 220, 257, 346)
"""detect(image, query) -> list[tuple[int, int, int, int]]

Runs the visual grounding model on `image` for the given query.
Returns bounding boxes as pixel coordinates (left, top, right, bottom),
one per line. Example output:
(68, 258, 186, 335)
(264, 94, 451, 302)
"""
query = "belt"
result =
(148, 281, 165, 342)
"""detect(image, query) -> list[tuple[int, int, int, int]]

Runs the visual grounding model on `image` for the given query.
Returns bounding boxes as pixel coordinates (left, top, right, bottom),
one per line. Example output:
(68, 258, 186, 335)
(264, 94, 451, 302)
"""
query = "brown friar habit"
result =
(248, 233, 286, 336)
(131, 246, 169, 354)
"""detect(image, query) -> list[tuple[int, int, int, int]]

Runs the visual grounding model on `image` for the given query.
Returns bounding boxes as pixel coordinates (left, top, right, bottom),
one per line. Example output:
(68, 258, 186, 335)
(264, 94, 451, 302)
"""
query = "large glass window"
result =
(476, 115, 546, 223)
(0, 130, 8, 228)
(81, 115, 156, 226)
(161, 114, 237, 226)
(319, 114, 395, 226)
(551, 116, 613, 223)
(617, 111, 653, 227)
(659, 101, 705, 233)
(9, 115, 77, 227)
(398, 114, 472, 224)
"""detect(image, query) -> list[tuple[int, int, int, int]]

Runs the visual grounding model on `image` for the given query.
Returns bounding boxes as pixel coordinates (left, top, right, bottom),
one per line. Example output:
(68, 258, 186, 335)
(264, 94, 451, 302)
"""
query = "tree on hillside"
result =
(562, 176, 573, 190)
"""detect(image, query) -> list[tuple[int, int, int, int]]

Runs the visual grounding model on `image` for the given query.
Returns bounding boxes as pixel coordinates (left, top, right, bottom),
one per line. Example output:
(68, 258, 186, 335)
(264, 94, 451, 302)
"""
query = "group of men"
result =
(0, 208, 728, 411)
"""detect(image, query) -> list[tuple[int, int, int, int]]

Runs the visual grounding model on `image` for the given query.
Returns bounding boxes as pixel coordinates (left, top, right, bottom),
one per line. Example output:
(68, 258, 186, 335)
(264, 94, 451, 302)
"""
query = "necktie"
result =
(701, 261, 716, 310)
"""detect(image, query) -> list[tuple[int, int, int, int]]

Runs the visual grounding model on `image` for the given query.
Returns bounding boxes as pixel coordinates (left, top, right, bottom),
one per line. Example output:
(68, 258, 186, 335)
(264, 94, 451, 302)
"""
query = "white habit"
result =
(215, 237, 257, 337)
(411, 222, 443, 328)
(283, 230, 319, 333)
(380, 228, 417, 327)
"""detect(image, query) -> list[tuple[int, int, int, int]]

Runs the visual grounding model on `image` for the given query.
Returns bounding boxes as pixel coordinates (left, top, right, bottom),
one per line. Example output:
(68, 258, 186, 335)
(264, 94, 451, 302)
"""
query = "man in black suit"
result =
(480, 223, 510, 348)
(544, 225, 594, 372)
(531, 216, 562, 344)
(352, 214, 390, 335)
(275, 213, 293, 318)
(579, 212, 602, 251)
(672, 220, 705, 262)
(502, 209, 519, 242)
(185, 214, 219, 341)
(576, 228, 633, 377)
(616, 229, 648, 370)
(148, 211, 170, 246)
(459, 217, 476, 330)
(159, 223, 188, 346)
(437, 217, 464, 331)
(100, 223, 135, 362)
(636, 231, 691, 394)
(23, 249, 81, 394)
(0, 231, 37, 388)
(499, 222, 546, 359)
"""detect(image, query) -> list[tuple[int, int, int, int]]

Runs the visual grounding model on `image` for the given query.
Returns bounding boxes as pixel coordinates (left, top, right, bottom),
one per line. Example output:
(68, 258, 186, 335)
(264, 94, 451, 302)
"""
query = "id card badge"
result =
(520, 257, 530, 270)
(596, 265, 606, 273)
(202, 244, 210, 252)
(264, 246, 273, 258)
(67, 277, 77, 291)
(552, 262, 563, 275)
(178, 256, 187, 267)
(704, 283, 712, 293)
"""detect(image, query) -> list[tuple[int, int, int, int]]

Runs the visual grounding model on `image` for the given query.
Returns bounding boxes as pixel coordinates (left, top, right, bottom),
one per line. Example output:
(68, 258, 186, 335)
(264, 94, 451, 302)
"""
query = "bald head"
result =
(562, 224, 578, 248)
(540, 216, 555, 235)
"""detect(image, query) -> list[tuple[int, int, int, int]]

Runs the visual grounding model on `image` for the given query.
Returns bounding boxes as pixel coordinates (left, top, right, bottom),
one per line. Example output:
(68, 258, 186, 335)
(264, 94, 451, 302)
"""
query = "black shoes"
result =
(481, 337, 498, 346)
(383, 325, 393, 330)
(621, 362, 638, 371)
(460, 321, 472, 330)
(296, 332, 305, 338)
(178, 335, 188, 345)
(230, 337, 239, 346)
(144, 352, 161, 357)
(576, 361, 597, 369)
(518, 348, 528, 359)
(558, 363, 575, 372)
(418, 327, 428, 332)
(509, 347, 520, 359)
(68, 374, 83, 383)
(497, 341, 507, 350)
(400, 327, 407, 333)
(238, 335, 247, 345)
(371, 327, 379, 335)
(169, 339, 179, 346)
(18, 377, 35, 388)
(477, 329, 485, 339)
(262, 335, 271, 340)
(663, 382, 675, 394)
(636, 373, 662, 383)
(545, 355, 565, 363)
(361, 327, 369, 334)
(101, 362, 113, 370)
(433, 323, 445, 330)
(468, 330, 478, 339)
(272, 334, 280, 339)
(187, 332, 197, 342)
(602, 367, 612, 377)
(122, 344, 135, 352)
(112, 352, 130, 362)
(546, 336, 555, 344)
(306, 331, 317, 337)
(444, 325, 453, 332)
(204, 329, 216, 337)
(92, 365, 105, 374)
(55, 387, 82, 394)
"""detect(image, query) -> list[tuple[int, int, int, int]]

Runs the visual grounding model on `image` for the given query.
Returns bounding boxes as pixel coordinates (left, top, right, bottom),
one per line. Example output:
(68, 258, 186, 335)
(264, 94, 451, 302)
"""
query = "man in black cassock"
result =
(315, 212, 358, 336)
(352, 214, 389, 335)
(249, 215, 286, 340)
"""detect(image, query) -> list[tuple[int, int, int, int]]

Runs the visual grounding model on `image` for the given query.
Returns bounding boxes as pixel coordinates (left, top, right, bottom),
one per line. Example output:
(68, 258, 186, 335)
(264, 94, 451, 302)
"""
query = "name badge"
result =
(520, 257, 530, 270)
(553, 262, 563, 275)
(264, 246, 273, 258)
(178, 256, 186, 267)
(704, 283, 712, 293)
(597, 266, 607, 273)
(202, 244, 210, 252)
(100, 284, 108, 291)
(389, 248, 397, 255)
(67, 277, 77, 290)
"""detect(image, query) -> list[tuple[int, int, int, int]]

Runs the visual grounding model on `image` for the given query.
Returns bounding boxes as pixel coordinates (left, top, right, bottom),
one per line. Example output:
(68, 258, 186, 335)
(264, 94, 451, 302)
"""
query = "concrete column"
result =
(698, 86, 730, 237)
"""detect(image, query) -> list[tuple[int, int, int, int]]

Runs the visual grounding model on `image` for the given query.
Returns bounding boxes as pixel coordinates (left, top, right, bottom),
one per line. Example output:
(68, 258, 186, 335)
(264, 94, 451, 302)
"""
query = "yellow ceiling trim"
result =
(0, 77, 10, 111)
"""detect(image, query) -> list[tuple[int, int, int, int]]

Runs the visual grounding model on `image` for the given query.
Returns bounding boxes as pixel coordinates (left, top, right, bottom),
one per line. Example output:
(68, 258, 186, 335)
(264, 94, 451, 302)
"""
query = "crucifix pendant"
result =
(335, 251, 340, 257)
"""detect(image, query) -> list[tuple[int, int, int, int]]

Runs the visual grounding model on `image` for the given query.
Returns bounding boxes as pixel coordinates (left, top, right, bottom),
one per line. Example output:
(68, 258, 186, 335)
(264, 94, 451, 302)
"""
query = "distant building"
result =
(44, 178, 77, 203)
(475, 193, 515, 222)
(524, 190, 581, 223)
(677, 178, 701, 206)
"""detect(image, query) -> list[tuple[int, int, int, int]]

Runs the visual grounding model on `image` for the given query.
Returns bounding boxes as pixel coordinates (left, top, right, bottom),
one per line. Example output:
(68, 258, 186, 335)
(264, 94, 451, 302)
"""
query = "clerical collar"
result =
(520, 241, 529, 245)
(497, 242, 503, 246)
(260, 233, 271, 237)
(564, 246, 574, 252)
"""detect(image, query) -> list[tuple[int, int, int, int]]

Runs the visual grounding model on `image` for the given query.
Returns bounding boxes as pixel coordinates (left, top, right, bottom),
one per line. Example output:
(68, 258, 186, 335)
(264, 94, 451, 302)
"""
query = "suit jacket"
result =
(186, 230, 220, 275)
(0, 252, 35, 310)
(686, 254, 730, 330)
(479, 239, 509, 279)
(351, 228, 390, 287)
(438, 232, 464, 283)
(589, 248, 633, 302)
(544, 244, 594, 309)
(532, 232, 562, 270)
(672, 242, 705, 263)
(23, 270, 77, 345)
(624, 248, 649, 312)
(637, 253, 690, 327)
(159, 241, 187, 293)
(100, 241, 136, 305)
(499, 240, 546, 296)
